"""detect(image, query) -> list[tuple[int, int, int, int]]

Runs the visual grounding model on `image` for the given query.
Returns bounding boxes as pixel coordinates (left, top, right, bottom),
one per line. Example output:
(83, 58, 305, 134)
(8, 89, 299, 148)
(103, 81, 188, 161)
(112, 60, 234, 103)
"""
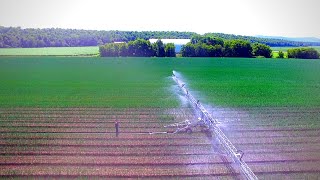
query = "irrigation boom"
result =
(172, 71, 258, 180)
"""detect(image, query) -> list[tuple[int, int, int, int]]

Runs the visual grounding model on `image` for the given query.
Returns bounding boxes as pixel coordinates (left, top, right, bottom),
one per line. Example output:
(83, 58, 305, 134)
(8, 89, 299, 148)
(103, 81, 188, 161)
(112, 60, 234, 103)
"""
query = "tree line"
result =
(1, 26, 320, 48)
(0, 26, 195, 48)
(181, 35, 272, 58)
(204, 33, 320, 47)
(287, 48, 319, 59)
(99, 39, 176, 57)
(100, 35, 319, 59)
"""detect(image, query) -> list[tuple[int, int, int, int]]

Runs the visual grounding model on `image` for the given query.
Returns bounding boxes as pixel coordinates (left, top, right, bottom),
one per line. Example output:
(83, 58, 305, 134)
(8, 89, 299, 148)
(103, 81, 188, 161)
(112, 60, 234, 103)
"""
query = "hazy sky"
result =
(0, 0, 319, 37)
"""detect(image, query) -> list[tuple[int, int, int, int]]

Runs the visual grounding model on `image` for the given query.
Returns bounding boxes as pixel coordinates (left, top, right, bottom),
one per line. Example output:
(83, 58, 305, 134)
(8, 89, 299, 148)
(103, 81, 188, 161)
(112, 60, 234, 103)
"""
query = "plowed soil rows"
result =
(250, 161, 320, 173)
(0, 145, 214, 156)
(243, 152, 320, 162)
(0, 138, 210, 147)
(1, 107, 320, 179)
(1, 136, 319, 146)
(0, 120, 172, 124)
(1, 162, 320, 178)
(0, 164, 239, 178)
(0, 132, 204, 139)
(0, 122, 174, 128)
(2, 130, 320, 139)
(1, 122, 319, 129)
(1, 152, 320, 165)
(0, 154, 227, 165)
(2, 144, 320, 156)
(225, 130, 320, 138)
(258, 173, 320, 180)
(0, 127, 178, 133)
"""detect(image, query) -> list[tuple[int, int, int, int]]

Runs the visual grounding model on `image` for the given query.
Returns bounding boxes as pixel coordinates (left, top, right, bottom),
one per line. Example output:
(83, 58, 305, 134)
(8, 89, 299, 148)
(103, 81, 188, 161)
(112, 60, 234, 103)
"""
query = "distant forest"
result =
(1, 26, 320, 48)
(0, 27, 195, 48)
(204, 33, 320, 47)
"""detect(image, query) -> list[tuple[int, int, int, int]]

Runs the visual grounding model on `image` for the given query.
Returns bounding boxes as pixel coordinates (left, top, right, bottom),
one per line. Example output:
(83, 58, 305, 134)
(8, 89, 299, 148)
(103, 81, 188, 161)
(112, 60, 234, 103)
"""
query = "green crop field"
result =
(0, 46, 99, 56)
(0, 57, 320, 108)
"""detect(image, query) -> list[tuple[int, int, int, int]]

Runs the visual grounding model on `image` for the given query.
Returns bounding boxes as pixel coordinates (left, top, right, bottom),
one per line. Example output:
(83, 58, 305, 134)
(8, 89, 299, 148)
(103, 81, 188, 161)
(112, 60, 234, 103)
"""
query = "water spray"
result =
(171, 70, 258, 180)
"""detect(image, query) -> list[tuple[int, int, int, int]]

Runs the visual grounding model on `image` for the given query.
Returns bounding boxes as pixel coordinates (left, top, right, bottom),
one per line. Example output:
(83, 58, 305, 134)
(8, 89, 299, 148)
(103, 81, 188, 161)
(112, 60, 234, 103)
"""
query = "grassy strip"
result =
(0, 47, 99, 56)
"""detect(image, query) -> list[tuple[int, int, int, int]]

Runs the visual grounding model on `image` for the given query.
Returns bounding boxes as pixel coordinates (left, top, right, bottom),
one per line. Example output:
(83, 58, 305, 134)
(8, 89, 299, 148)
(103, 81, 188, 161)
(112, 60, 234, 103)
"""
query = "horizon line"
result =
(1, 25, 319, 39)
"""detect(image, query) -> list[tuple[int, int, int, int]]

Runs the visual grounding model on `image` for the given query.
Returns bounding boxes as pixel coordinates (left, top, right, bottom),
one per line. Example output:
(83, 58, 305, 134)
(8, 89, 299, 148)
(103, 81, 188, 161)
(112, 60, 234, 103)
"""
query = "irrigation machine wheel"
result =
(186, 128, 193, 134)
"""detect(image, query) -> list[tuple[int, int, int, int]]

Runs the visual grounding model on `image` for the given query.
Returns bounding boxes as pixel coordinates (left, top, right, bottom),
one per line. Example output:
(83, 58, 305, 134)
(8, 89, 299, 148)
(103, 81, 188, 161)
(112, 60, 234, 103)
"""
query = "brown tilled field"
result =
(0, 107, 320, 179)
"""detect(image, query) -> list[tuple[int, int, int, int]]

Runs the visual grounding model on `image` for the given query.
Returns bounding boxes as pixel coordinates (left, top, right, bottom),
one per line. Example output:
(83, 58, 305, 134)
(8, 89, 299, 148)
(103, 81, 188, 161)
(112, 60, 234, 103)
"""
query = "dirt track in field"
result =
(0, 107, 319, 179)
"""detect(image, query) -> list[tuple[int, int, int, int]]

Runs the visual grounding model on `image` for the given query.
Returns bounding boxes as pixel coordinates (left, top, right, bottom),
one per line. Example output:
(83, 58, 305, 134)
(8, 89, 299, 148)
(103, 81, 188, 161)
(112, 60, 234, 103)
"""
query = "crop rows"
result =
(0, 107, 320, 179)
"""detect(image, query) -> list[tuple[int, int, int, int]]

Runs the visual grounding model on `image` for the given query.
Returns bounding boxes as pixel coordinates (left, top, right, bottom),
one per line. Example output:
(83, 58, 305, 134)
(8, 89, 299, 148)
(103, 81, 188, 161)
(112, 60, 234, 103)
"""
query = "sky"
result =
(0, 0, 319, 38)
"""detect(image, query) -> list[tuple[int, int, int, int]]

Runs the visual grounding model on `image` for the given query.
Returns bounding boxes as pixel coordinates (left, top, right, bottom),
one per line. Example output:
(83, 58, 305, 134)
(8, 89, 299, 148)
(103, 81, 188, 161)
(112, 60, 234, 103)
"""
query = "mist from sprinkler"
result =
(171, 70, 257, 179)
(169, 70, 190, 107)
(173, 70, 232, 129)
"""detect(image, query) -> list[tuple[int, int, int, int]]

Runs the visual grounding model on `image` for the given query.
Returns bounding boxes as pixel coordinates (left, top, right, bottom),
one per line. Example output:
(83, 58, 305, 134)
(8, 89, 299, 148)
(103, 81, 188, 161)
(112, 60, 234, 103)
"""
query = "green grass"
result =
(272, 51, 288, 58)
(271, 46, 320, 52)
(0, 57, 319, 108)
(0, 47, 99, 56)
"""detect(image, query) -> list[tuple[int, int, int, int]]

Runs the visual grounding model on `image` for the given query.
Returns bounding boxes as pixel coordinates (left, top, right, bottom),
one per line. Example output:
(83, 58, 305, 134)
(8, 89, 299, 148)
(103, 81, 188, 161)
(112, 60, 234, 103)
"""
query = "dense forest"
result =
(100, 35, 319, 59)
(205, 33, 320, 47)
(1, 26, 320, 48)
(287, 48, 320, 59)
(99, 39, 176, 57)
(100, 35, 273, 58)
(0, 26, 195, 48)
(181, 36, 318, 58)
(181, 35, 272, 58)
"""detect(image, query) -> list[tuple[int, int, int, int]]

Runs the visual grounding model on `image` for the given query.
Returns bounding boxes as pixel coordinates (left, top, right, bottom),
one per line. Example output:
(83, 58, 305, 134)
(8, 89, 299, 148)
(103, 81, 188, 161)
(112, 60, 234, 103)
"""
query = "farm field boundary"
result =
(0, 47, 99, 56)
